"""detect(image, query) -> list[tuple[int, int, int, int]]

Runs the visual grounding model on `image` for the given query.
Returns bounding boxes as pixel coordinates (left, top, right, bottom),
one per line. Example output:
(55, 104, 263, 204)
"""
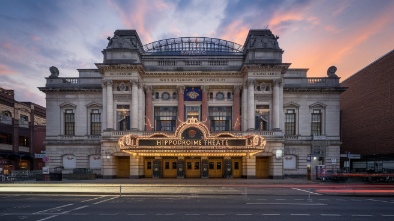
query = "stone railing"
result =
(284, 77, 340, 88)
(45, 77, 102, 87)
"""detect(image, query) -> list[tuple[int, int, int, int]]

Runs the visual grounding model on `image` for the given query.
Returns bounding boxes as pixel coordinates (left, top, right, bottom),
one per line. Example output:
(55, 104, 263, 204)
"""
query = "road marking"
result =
(33, 204, 73, 214)
(257, 199, 267, 200)
(352, 215, 373, 217)
(80, 196, 106, 203)
(99, 213, 118, 216)
(368, 199, 391, 203)
(208, 214, 225, 215)
(318, 199, 329, 201)
(262, 214, 280, 216)
(291, 214, 310, 216)
(247, 202, 326, 206)
(93, 197, 118, 205)
(321, 214, 341, 216)
(127, 214, 146, 215)
(275, 199, 286, 200)
(294, 199, 304, 201)
(36, 215, 58, 221)
(71, 205, 89, 211)
(292, 188, 321, 195)
(237, 214, 252, 215)
(185, 214, 200, 215)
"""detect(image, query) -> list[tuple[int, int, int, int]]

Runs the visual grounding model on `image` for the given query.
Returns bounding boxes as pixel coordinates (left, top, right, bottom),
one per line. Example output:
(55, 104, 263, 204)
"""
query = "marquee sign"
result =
(118, 118, 266, 156)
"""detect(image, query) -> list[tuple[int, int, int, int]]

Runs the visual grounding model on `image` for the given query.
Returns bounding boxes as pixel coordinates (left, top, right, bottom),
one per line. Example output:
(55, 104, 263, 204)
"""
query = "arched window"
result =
(227, 92, 232, 99)
(172, 92, 177, 100)
(155, 92, 159, 99)
(209, 92, 213, 100)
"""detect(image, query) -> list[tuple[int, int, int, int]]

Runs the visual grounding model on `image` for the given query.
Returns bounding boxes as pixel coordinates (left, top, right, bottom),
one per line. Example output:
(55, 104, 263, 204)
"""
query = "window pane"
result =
(209, 106, 232, 131)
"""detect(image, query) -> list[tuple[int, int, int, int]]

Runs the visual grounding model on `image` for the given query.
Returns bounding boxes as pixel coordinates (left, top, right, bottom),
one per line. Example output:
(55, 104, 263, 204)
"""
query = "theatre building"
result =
(39, 29, 344, 179)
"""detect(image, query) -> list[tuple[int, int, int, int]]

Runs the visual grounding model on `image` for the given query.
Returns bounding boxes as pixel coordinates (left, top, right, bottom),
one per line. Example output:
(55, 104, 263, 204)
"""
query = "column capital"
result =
(177, 85, 185, 94)
(234, 85, 242, 92)
(246, 79, 256, 87)
(104, 79, 113, 86)
(130, 79, 139, 86)
(144, 85, 153, 93)
(273, 79, 282, 86)
(201, 85, 210, 92)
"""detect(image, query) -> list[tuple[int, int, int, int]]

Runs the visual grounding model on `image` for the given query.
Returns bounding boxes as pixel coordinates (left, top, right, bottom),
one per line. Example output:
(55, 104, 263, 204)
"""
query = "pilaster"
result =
(177, 86, 185, 126)
(201, 85, 209, 128)
(131, 79, 139, 130)
(106, 79, 114, 130)
(247, 80, 256, 130)
(101, 80, 107, 130)
(145, 85, 153, 131)
(233, 85, 241, 131)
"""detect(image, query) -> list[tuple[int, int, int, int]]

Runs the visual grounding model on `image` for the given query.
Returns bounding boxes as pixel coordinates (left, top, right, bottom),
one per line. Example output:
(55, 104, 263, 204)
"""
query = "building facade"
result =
(0, 87, 46, 174)
(340, 49, 394, 172)
(39, 29, 344, 179)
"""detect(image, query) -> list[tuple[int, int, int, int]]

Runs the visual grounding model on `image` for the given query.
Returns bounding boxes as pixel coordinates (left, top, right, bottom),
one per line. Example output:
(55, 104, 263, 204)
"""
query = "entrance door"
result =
(144, 158, 154, 178)
(117, 156, 130, 178)
(256, 157, 269, 178)
(209, 158, 223, 178)
(232, 158, 242, 178)
(185, 158, 200, 178)
(163, 158, 177, 178)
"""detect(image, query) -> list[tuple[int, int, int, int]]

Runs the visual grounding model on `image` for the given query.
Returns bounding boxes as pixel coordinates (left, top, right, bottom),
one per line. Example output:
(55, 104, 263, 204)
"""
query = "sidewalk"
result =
(1, 177, 392, 196)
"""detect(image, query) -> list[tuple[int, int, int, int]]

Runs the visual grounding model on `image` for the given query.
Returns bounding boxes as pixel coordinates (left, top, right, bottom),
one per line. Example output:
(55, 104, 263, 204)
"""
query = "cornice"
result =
(241, 63, 291, 75)
(95, 63, 145, 75)
(283, 88, 346, 93)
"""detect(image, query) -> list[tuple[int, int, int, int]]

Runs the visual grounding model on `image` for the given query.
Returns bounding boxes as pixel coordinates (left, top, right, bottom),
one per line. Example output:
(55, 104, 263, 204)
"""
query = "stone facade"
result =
(39, 29, 345, 179)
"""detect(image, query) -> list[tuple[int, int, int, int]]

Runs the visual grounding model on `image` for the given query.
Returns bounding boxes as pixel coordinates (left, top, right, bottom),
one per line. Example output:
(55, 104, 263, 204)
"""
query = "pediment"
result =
(59, 102, 77, 108)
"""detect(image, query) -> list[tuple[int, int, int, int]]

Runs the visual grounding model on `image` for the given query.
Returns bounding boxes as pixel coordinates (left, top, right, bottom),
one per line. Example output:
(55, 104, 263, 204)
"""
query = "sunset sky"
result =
(1, 0, 393, 107)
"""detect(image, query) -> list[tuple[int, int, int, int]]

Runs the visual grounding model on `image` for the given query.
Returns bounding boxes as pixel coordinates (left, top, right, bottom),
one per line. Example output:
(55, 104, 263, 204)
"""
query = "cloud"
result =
(0, 64, 17, 75)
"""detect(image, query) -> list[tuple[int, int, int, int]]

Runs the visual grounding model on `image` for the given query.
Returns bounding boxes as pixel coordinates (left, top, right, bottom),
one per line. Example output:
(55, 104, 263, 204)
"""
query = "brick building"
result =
(340, 49, 394, 171)
(0, 87, 46, 174)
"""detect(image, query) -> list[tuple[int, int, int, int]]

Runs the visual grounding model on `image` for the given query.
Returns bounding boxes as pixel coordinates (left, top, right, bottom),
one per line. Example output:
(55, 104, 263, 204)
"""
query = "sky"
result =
(0, 0, 393, 107)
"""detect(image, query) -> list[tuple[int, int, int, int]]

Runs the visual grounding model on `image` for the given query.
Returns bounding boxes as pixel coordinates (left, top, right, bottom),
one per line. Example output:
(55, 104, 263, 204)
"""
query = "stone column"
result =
(201, 86, 209, 128)
(106, 80, 114, 130)
(131, 79, 139, 130)
(145, 85, 153, 131)
(177, 86, 185, 126)
(101, 80, 107, 130)
(233, 85, 241, 131)
(242, 83, 247, 131)
(247, 80, 256, 130)
(138, 83, 144, 131)
(273, 80, 281, 130)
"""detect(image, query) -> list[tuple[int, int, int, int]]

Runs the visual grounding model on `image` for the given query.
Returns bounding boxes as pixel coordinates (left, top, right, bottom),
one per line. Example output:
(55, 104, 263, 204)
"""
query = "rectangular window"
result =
(209, 106, 232, 131)
(18, 136, 29, 146)
(0, 133, 12, 144)
(90, 109, 101, 135)
(285, 109, 296, 135)
(117, 105, 130, 131)
(311, 109, 322, 135)
(154, 107, 177, 131)
(64, 109, 75, 135)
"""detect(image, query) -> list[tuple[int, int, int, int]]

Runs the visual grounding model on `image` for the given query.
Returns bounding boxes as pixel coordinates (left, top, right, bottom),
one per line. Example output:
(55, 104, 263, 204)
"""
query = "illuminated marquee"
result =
(118, 118, 266, 156)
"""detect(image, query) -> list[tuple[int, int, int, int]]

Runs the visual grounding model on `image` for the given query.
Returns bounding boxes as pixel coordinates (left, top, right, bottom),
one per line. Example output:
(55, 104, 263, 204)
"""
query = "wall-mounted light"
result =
(275, 149, 283, 160)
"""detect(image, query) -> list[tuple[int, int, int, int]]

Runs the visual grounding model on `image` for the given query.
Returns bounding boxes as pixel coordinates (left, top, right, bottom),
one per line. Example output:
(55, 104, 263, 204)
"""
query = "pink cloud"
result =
(31, 35, 41, 41)
(0, 64, 17, 75)
(108, 0, 172, 43)
(219, 20, 250, 45)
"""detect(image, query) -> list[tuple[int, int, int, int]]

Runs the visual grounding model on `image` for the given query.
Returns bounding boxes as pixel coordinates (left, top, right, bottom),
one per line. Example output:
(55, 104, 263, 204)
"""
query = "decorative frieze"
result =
(113, 94, 132, 102)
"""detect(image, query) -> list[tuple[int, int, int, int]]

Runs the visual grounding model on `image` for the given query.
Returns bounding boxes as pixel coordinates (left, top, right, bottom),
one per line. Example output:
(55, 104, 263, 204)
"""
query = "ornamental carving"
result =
(114, 95, 132, 102)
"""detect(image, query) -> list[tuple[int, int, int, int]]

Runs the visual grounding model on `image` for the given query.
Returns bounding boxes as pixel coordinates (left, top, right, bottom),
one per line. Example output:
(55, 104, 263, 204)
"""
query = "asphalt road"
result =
(1, 192, 394, 221)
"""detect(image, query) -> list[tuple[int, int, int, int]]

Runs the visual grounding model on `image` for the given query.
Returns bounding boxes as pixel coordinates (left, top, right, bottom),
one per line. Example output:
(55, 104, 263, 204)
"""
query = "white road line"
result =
(93, 197, 118, 205)
(33, 204, 73, 214)
(262, 214, 280, 216)
(352, 215, 373, 217)
(292, 188, 321, 195)
(36, 215, 58, 221)
(275, 199, 286, 200)
(237, 214, 252, 215)
(247, 202, 326, 206)
(99, 213, 118, 216)
(321, 214, 341, 216)
(127, 214, 146, 215)
(185, 214, 200, 215)
(257, 199, 267, 200)
(291, 214, 310, 216)
(294, 199, 304, 201)
(71, 205, 89, 211)
(80, 196, 106, 203)
(208, 214, 225, 215)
